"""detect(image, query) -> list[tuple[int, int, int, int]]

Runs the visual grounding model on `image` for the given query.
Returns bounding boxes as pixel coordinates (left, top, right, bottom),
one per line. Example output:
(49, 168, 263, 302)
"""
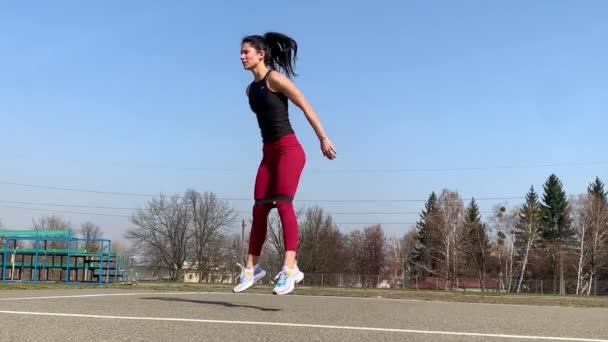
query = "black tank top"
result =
(248, 70, 295, 143)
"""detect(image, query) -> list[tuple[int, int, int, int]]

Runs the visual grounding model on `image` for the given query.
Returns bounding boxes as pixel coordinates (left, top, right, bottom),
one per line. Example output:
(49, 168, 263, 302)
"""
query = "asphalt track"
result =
(0, 289, 607, 341)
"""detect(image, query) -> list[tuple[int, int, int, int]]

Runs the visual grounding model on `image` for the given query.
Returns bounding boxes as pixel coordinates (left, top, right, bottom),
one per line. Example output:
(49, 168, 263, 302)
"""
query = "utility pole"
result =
(402, 257, 406, 289)
(241, 219, 245, 263)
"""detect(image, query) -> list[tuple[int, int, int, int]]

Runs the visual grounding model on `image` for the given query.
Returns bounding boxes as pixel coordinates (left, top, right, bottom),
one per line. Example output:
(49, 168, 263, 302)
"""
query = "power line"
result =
(7, 159, 608, 173)
(0, 199, 513, 226)
(0, 204, 420, 225)
(0, 196, 511, 223)
(290, 197, 525, 203)
(0, 200, 141, 211)
(0, 181, 155, 197)
(0, 205, 131, 218)
(0, 181, 527, 202)
(314, 161, 608, 173)
(0, 199, 496, 215)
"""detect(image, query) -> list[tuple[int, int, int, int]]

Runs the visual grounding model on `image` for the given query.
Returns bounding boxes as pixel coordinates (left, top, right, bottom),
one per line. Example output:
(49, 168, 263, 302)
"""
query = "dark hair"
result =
(242, 32, 298, 78)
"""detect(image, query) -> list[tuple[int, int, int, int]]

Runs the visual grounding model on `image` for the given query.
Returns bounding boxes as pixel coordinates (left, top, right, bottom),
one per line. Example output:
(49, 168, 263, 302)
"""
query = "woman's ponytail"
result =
(263, 32, 298, 78)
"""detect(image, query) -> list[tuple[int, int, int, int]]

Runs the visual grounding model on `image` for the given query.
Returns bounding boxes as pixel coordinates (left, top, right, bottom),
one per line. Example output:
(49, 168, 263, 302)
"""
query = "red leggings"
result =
(248, 133, 306, 256)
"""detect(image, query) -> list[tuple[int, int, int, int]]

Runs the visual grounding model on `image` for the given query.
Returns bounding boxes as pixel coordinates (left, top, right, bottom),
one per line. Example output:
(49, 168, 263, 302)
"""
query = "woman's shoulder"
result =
(266, 70, 292, 92)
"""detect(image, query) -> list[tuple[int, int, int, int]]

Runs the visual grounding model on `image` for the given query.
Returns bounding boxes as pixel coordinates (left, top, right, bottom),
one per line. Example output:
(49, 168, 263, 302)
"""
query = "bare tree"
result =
(28, 215, 73, 280)
(400, 229, 417, 283)
(255, 212, 282, 272)
(266, 211, 285, 263)
(224, 232, 245, 277)
(514, 186, 543, 293)
(585, 178, 608, 295)
(345, 230, 366, 275)
(265, 207, 305, 270)
(435, 189, 464, 288)
(417, 211, 448, 279)
(33, 215, 72, 230)
(343, 224, 386, 284)
(32, 214, 73, 248)
(571, 195, 589, 295)
(363, 224, 387, 276)
(386, 229, 417, 286)
(489, 203, 518, 292)
(577, 179, 608, 295)
(79, 222, 103, 252)
(503, 212, 518, 293)
(184, 190, 236, 281)
(296, 206, 344, 274)
(126, 194, 191, 280)
(199, 232, 233, 282)
(385, 236, 401, 284)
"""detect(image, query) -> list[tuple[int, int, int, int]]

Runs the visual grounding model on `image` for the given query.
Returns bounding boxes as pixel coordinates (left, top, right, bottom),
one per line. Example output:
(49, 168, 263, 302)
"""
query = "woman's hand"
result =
(320, 136, 336, 160)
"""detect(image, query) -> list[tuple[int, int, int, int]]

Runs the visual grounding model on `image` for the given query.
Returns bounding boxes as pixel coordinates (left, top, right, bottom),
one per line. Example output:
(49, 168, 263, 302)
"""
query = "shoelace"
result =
(235, 263, 247, 282)
(274, 270, 288, 285)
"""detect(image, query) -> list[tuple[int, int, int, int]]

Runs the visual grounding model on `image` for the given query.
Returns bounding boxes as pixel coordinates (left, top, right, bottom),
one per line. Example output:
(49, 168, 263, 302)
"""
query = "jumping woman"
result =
(234, 32, 336, 295)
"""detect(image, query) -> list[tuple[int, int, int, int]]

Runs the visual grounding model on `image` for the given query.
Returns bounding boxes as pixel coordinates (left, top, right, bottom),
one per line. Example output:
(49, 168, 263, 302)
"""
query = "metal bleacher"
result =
(0, 229, 127, 284)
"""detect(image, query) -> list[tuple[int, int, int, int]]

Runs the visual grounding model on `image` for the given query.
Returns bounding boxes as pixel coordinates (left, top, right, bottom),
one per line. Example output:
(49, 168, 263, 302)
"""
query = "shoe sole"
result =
(273, 272, 304, 295)
(233, 270, 267, 293)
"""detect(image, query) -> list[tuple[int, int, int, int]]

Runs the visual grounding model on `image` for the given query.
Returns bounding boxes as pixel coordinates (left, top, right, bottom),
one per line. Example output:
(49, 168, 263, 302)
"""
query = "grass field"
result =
(2, 281, 608, 308)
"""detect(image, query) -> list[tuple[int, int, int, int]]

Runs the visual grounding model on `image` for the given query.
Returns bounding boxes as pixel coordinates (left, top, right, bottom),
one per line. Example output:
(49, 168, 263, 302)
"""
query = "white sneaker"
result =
(272, 264, 304, 295)
(233, 263, 266, 293)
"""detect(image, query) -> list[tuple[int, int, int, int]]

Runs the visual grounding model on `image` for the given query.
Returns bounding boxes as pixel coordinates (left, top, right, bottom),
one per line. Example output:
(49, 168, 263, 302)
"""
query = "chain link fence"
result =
(125, 266, 608, 295)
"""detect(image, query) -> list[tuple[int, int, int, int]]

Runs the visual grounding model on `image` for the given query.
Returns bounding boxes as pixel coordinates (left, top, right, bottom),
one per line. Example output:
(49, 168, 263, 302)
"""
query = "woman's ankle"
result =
(283, 251, 297, 269)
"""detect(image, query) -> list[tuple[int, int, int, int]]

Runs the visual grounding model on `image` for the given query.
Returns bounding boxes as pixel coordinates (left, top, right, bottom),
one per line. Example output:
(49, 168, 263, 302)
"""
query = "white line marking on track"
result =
(0, 292, 199, 301)
(0, 310, 606, 342)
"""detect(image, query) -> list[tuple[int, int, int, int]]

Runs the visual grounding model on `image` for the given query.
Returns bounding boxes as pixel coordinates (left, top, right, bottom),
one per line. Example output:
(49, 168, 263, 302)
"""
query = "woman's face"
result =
(240, 42, 264, 70)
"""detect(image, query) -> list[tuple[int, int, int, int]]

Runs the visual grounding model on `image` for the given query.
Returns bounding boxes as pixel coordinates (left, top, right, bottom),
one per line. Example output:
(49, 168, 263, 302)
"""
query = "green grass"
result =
(1, 281, 607, 308)
(0, 281, 133, 290)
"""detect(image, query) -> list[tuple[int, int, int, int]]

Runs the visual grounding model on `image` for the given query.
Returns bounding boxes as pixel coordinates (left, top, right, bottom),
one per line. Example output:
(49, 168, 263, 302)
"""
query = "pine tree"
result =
(588, 177, 607, 202)
(540, 174, 573, 241)
(461, 198, 491, 292)
(410, 192, 438, 272)
(514, 185, 543, 293)
(540, 174, 573, 295)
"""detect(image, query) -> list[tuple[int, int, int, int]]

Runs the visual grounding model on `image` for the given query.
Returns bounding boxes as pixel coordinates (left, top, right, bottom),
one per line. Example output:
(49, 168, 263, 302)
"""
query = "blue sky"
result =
(1, 1, 607, 242)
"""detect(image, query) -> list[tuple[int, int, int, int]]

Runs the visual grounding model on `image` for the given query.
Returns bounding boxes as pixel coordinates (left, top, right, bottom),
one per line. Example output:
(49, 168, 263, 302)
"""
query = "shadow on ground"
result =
(140, 297, 281, 312)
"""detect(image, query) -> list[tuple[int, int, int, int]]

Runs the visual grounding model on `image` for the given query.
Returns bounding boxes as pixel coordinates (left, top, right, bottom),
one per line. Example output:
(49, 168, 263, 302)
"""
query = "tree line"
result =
(122, 188, 397, 283)
(410, 174, 608, 295)
(123, 174, 607, 295)
(4, 173, 604, 295)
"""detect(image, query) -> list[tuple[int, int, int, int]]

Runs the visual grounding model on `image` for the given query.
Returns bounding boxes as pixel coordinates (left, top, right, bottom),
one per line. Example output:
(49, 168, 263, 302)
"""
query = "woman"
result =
(234, 32, 336, 295)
